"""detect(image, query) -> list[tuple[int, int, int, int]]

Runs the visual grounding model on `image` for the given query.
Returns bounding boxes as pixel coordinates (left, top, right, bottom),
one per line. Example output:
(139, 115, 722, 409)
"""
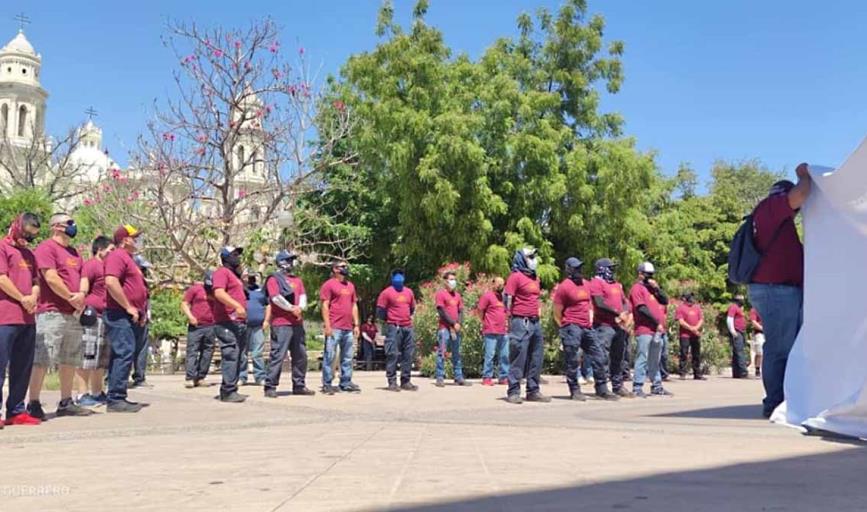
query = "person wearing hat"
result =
(131, 253, 153, 389)
(589, 258, 633, 398)
(211, 246, 249, 402)
(504, 248, 549, 404)
(726, 294, 749, 379)
(748, 163, 811, 418)
(553, 257, 619, 401)
(27, 213, 92, 419)
(263, 250, 314, 398)
(319, 260, 361, 394)
(629, 261, 673, 397)
(103, 224, 149, 412)
(75, 235, 115, 407)
(0, 213, 42, 426)
(181, 271, 218, 388)
(376, 268, 417, 392)
(675, 292, 705, 380)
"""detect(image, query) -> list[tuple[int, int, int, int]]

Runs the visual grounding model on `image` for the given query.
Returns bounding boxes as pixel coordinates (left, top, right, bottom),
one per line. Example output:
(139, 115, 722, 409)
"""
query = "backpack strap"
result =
(750, 212, 788, 256)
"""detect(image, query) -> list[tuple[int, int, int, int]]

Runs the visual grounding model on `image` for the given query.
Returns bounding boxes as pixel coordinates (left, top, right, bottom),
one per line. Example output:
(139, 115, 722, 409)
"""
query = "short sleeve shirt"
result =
(750, 308, 763, 333)
(504, 272, 541, 317)
(212, 266, 247, 324)
(267, 274, 305, 327)
(727, 304, 747, 332)
(435, 288, 463, 330)
(184, 283, 215, 326)
(589, 277, 626, 327)
(629, 281, 664, 336)
(319, 278, 357, 330)
(104, 249, 149, 312)
(35, 239, 82, 314)
(0, 240, 36, 325)
(376, 286, 415, 327)
(82, 258, 107, 315)
(675, 303, 703, 338)
(751, 194, 803, 286)
(477, 290, 507, 335)
(553, 278, 593, 328)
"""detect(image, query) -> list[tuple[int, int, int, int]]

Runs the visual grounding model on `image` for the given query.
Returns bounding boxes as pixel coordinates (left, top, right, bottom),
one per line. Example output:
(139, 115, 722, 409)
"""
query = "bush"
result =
(149, 288, 187, 342)
(0, 188, 52, 241)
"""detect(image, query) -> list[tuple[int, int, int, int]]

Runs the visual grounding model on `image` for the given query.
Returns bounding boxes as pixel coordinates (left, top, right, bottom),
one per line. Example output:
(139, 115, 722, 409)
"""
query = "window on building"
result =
(238, 145, 246, 169)
(17, 105, 27, 137)
(0, 104, 7, 133)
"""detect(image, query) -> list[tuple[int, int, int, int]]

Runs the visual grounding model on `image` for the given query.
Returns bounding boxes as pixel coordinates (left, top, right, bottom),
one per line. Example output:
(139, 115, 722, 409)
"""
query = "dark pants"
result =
(731, 331, 748, 378)
(507, 317, 544, 397)
(659, 334, 670, 379)
(0, 324, 35, 417)
(679, 335, 701, 377)
(560, 324, 609, 395)
(213, 322, 245, 397)
(595, 324, 627, 392)
(185, 325, 215, 381)
(106, 309, 146, 403)
(265, 325, 308, 391)
(361, 340, 375, 369)
(385, 325, 414, 385)
(132, 323, 149, 384)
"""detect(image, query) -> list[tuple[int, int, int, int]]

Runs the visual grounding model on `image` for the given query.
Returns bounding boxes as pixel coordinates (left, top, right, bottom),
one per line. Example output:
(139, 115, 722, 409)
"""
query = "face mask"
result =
(733, 298, 744, 306)
(224, 254, 241, 269)
(337, 266, 349, 277)
(526, 256, 538, 272)
(278, 260, 294, 273)
(133, 237, 145, 252)
(64, 223, 78, 239)
(391, 274, 405, 291)
(447, 279, 457, 290)
(598, 267, 615, 283)
(642, 274, 654, 284)
(22, 232, 37, 243)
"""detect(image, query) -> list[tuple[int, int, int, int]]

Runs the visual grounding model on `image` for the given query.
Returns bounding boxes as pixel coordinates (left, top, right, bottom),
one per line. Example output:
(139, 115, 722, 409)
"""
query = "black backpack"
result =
(727, 213, 785, 284)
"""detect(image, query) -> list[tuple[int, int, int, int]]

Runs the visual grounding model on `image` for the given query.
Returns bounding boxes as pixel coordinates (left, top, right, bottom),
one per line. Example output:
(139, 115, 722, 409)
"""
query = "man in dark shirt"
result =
(748, 163, 811, 418)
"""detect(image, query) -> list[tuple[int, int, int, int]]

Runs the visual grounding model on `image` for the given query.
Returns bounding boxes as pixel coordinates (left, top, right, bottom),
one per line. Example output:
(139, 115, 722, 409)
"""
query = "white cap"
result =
(637, 261, 655, 274)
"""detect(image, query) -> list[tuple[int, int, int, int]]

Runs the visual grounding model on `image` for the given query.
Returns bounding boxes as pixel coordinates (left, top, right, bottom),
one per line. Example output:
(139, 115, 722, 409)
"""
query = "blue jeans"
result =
(748, 283, 803, 416)
(579, 348, 594, 379)
(0, 324, 35, 417)
(633, 333, 663, 393)
(105, 309, 146, 403)
(482, 334, 509, 380)
(132, 323, 149, 384)
(240, 325, 266, 383)
(323, 329, 355, 388)
(507, 317, 544, 396)
(435, 328, 464, 381)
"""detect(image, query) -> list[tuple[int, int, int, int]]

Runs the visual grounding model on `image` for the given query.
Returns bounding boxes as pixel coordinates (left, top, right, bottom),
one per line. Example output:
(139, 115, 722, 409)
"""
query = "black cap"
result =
(595, 258, 616, 269)
(565, 257, 583, 269)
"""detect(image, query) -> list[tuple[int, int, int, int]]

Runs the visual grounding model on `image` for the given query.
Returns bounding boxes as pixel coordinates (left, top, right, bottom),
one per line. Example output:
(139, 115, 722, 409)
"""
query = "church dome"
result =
(1, 30, 38, 58)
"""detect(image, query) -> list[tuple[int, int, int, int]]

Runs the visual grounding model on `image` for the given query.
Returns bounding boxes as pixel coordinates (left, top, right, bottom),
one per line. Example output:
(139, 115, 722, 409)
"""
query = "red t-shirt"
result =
(727, 304, 747, 332)
(504, 272, 541, 318)
(211, 267, 247, 324)
(751, 194, 803, 286)
(435, 288, 463, 330)
(266, 273, 305, 327)
(750, 308, 763, 333)
(477, 290, 507, 335)
(34, 239, 82, 315)
(361, 322, 378, 342)
(104, 249, 149, 313)
(675, 303, 703, 338)
(82, 258, 107, 315)
(589, 277, 626, 327)
(629, 281, 664, 336)
(0, 240, 36, 325)
(376, 286, 415, 327)
(553, 278, 593, 328)
(184, 283, 215, 326)
(319, 278, 356, 330)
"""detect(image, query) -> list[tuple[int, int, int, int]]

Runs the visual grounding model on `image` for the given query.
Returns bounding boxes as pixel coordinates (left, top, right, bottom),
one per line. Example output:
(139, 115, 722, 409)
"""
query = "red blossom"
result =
(196, 133, 207, 143)
(196, 146, 206, 156)
(269, 41, 280, 53)
(213, 49, 224, 58)
(162, 132, 175, 142)
(238, 188, 247, 198)
(333, 100, 345, 112)
(83, 198, 94, 206)
(234, 40, 242, 50)
(298, 46, 305, 55)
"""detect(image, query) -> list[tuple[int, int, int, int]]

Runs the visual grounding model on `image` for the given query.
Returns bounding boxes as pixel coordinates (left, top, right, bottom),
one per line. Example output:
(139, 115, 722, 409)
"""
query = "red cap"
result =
(113, 224, 140, 244)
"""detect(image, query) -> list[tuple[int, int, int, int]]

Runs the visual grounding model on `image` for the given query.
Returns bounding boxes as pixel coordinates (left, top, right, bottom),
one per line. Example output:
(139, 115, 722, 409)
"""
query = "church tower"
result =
(0, 29, 47, 146)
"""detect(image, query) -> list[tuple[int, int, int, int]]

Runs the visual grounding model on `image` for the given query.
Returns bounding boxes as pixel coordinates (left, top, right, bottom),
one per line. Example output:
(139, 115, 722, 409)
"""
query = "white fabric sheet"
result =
(773, 138, 867, 438)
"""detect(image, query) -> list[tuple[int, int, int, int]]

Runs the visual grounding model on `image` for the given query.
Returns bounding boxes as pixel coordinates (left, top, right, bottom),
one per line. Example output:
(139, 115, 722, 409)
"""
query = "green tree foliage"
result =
(0, 188, 52, 240)
(148, 288, 187, 341)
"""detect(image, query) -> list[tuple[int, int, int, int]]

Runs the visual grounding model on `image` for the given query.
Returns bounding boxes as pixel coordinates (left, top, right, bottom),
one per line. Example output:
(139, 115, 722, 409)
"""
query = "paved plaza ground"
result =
(1, 371, 864, 511)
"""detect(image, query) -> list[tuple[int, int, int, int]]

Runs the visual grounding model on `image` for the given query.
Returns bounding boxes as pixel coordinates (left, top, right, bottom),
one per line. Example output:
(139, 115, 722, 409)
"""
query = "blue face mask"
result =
(391, 274, 405, 291)
(64, 223, 78, 239)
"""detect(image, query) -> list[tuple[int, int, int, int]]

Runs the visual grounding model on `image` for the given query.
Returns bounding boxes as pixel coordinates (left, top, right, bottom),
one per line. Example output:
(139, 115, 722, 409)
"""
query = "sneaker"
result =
(184, 380, 195, 389)
(497, 378, 509, 385)
(694, 375, 707, 381)
(26, 401, 46, 421)
(131, 380, 153, 389)
(4, 412, 41, 426)
(482, 378, 494, 386)
(56, 401, 95, 417)
(578, 376, 588, 386)
(386, 383, 401, 392)
(633, 389, 649, 399)
(455, 379, 472, 387)
(679, 374, 687, 381)
(596, 391, 621, 401)
(506, 394, 523, 405)
(651, 388, 674, 397)
(525, 392, 551, 403)
(400, 382, 418, 392)
(238, 379, 250, 386)
(340, 383, 361, 393)
(220, 392, 247, 403)
(196, 377, 209, 387)
(615, 388, 635, 399)
(293, 388, 316, 396)
(107, 400, 144, 413)
(755, 371, 762, 378)
(254, 380, 265, 386)
(77, 394, 100, 407)
(321, 385, 337, 396)
(94, 392, 108, 405)
(661, 375, 670, 382)
(570, 391, 587, 402)
(264, 389, 278, 398)
(435, 379, 445, 388)
(587, 376, 595, 384)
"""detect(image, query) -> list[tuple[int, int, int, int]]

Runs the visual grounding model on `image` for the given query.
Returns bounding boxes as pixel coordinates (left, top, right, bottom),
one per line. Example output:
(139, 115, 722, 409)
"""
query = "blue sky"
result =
(4, 0, 867, 183)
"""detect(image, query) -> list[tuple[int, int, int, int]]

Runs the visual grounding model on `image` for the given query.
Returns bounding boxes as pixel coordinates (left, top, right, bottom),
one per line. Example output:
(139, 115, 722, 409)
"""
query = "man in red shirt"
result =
(590, 258, 633, 398)
(360, 315, 378, 371)
(726, 295, 749, 379)
(0, 213, 42, 426)
(747, 164, 810, 417)
(504, 248, 549, 404)
(434, 270, 470, 388)
(103, 225, 150, 412)
(76, 235, 115, 406)
(320, 260, 361, 395)
(376, 268, 417, 391)
(181, 271, 218, 389)
(675, 293, 705, 380)
(553, 257, 618, 401)
(210, 246, 250, 402)
(629, 262, 673, 397)
(263, 250, 314, 398)
(28, 213, 92, 419)
(477, 277, 509, 386)
(750, 308, 764, 379)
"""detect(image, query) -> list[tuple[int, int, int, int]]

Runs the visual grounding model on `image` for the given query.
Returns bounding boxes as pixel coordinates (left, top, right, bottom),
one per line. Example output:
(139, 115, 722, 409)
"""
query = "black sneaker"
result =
(435, 379, 445, 388)
(264, 389, 278, 398)
(26, 401, 47, 421)
(455, 379, 472, 387)
(220, 392, 247, 403)
(386, 383, 401, 392)
(400, 382, 418, 391)
(340, 383, 361, 393)
(596, 391, 620, 401)
(107, 400, 143, 413)
(506, 394, 523, 404)
(525, 392, 551, 403)
(321, 385, 337, 396)
(570, 391, 587, 402)
(293, 388, 316, 396)
(615, 388, 635, 399)
(651, 388, 674, 397)
(56, 401, 94, 417)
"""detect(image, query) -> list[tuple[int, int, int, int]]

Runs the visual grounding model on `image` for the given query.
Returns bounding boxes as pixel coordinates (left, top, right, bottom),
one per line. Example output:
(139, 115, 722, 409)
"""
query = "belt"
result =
(513, 316, 540, 323)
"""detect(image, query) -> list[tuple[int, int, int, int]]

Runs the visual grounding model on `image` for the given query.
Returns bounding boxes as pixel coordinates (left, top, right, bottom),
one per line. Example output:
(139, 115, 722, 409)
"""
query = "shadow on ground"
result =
(652, 404, 760, 420)
(379, 448, 867, 512)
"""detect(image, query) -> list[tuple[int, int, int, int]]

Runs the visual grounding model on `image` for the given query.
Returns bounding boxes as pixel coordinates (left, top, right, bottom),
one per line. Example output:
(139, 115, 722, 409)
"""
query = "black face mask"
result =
(337, 267, 349, 277)
(223, 254, 241, 269)
(23, 232, 37, 242)
(733, 298, 744, 306)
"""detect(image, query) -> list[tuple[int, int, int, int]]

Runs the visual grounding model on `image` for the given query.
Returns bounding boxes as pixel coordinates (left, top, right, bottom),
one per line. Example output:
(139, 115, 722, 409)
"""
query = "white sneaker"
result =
(587, 376, 595, 384)
(195, 377, 208, 387)
(184, 380, 195, 389)
(578, 376, 588, 385)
